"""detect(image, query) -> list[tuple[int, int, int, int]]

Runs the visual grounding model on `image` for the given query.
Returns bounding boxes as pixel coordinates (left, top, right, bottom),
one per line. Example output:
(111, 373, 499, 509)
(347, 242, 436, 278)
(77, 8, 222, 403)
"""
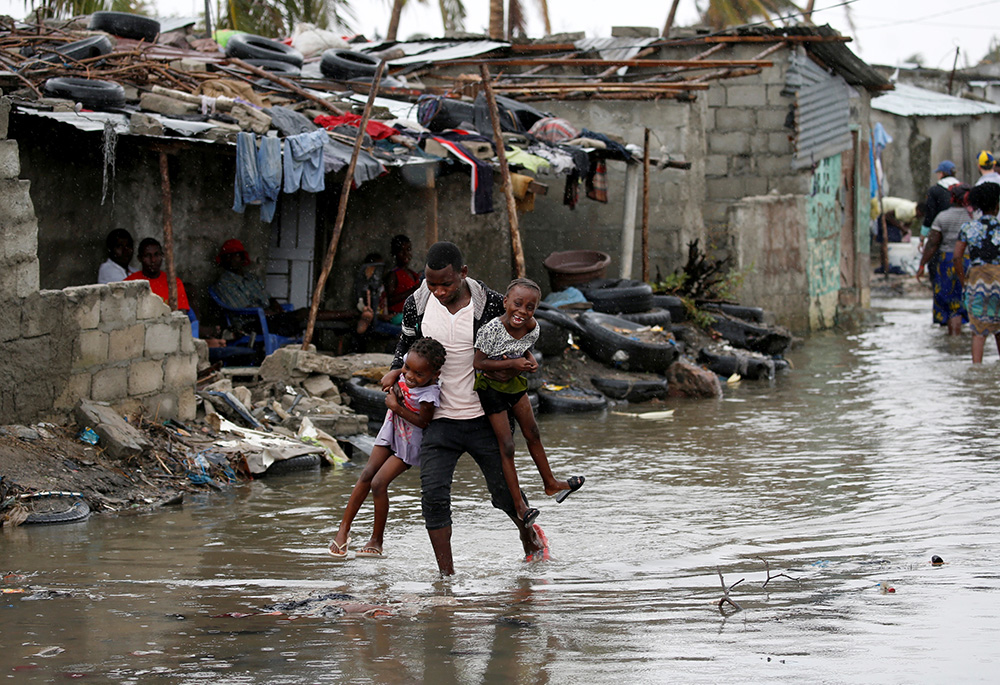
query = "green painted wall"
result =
(806, 154, 843, 328)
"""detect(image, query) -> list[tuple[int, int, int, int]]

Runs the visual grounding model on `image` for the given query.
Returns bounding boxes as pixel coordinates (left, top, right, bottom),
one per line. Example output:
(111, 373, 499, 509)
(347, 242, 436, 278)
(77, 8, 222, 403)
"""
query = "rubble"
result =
(74, 398, 152, 459)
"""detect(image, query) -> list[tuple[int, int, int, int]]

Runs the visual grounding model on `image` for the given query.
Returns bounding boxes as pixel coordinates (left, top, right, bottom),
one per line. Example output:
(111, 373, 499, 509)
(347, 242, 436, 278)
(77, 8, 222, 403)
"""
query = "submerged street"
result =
(4, 296, 1000, 683)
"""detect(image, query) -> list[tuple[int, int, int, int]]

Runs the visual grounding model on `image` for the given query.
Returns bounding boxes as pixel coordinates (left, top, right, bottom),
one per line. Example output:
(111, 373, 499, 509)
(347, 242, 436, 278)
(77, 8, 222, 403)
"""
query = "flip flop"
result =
(329, 536, 351, 559)
(524, 523, 550, 562)
(555, 476, 585, 503)
(521, 507, 540, 527)
(355, 546, 384, 559)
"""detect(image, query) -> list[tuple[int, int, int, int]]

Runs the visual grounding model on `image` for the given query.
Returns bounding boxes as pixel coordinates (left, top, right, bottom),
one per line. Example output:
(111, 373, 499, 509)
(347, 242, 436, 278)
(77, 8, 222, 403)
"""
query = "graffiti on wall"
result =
(806, 154, 843, 300)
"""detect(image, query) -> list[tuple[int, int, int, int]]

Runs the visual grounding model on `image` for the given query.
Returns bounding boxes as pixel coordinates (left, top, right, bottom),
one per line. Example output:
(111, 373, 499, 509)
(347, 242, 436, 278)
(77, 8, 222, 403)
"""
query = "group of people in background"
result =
(915, 153, 1000, 362)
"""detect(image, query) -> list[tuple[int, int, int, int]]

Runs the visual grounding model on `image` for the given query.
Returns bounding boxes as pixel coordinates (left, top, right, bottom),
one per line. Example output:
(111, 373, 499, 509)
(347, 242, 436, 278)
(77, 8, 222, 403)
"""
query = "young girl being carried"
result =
(473, 278, 585, 526)
(329, 337, 446, 559)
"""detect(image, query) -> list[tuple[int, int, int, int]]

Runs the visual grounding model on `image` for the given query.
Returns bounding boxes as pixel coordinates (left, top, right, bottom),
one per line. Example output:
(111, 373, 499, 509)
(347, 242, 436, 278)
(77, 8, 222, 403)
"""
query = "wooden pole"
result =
(479, 63, 526, 278)
(229, 58, 346, 116)
(158, 150, 178, 310)
(301, 60, 386, 349)
(424, 164, 438, 249)
(642, 127, 651, 283)
(619, 162, 640, 279)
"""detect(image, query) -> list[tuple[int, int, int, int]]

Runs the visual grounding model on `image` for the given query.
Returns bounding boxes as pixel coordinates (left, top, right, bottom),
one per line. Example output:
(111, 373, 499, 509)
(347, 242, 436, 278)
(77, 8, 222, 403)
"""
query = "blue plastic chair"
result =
(186, 309, 200, 339)
(207, 286, 301, 356)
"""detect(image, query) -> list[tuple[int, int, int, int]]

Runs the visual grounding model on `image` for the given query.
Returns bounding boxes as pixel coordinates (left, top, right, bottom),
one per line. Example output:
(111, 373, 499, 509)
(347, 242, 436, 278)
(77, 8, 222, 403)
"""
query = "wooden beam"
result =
(302, 60, 386, 349)
(435, 58, 774, 68)
(703, 34, 851, 43)
(158, 151, 177, 311)
(491, 82, 710, 91)
(480, 64, 525, 279)
(228, 57, 345, 116)
(641, 128, 651, 284)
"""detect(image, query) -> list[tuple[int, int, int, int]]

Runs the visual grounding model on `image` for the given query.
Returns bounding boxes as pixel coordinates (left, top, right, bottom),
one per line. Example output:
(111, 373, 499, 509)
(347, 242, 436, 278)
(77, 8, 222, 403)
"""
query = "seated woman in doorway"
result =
(212, 238, 368, 337)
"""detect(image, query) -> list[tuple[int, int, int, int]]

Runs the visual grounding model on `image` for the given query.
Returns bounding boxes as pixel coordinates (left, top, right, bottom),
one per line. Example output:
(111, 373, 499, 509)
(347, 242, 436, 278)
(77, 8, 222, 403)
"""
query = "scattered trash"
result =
(931, 555, 945, 565)
(34, 646, 65, 658)
(877, 582, 896, 594)
(77, 428, 99, 445)
(611, 410, 675, 420)
(726, 373, 742, 384)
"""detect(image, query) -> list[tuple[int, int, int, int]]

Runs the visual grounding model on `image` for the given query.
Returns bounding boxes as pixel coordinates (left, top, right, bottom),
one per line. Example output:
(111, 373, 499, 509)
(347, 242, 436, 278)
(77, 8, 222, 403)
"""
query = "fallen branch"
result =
(758, 557, 799, 588)
(717, 567, 744, 611)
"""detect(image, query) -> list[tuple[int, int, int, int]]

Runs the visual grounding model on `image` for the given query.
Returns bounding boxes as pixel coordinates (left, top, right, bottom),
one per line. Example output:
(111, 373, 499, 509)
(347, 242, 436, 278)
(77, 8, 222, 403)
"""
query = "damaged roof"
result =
(872, 82, 1000, 117)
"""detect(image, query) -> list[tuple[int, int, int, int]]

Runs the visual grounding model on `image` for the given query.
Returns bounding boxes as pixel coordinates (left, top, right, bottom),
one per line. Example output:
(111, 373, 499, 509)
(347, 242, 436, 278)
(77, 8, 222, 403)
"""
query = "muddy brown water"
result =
(4, 297, 1000, 683)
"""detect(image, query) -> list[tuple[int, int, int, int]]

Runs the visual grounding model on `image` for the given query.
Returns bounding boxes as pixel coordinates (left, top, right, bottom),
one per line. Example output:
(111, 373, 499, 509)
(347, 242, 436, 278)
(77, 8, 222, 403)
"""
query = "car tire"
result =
(89, 11, 160, 42)
(651, 294, 687, 322)
(577, 311, 680, 373)
(42, 35, 113, 63)
(22, 497, 91, 525)
(42, 77, 126, 110)
(344, 376, 387, 421)
(534, 318, 570, 356)
(244, 58, 301, 77)
(227, 33, 304, 68)
(619, 308, 672, 327)
(697, 347, 776, 381)
(537, 385, 608, 413)
(320, 49, 379, 80)
(590, 376, 669, 402)
(262, 453, 322, 476)
(579, 278, 654, 314)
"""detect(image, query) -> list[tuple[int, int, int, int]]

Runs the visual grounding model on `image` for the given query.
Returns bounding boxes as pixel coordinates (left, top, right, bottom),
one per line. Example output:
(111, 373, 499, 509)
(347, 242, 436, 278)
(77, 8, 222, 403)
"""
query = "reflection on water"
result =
(4, 298, 1000, 683)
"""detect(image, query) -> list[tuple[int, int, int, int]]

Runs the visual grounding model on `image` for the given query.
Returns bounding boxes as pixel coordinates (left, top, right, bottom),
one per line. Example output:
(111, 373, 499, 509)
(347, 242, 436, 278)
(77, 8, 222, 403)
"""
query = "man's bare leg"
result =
(428, 526, 454, 576)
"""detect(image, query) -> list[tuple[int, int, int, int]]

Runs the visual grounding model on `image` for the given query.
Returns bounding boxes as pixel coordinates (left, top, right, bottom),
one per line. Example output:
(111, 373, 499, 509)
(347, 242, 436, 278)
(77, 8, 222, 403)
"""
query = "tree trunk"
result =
(662, 0, 681, 37)
(803, 0, 815, 23)
(386, 0, 405, 41)
(537, 0, 551, 35)
(488, 0, 504, 40)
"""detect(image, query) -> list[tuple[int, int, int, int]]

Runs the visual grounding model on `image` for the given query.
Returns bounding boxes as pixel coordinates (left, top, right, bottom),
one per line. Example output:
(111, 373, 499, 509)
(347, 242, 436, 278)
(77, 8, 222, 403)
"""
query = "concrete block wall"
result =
(0, 96, 197, 423)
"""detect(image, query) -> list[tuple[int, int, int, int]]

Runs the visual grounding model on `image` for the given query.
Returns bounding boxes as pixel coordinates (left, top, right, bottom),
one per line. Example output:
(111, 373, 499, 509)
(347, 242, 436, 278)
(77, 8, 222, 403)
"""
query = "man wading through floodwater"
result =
(381, 241, 547, 574)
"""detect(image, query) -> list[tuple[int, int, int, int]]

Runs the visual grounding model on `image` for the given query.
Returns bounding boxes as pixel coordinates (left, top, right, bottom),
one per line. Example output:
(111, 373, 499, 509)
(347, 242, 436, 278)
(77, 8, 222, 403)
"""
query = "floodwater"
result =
(4, 297, 1000, 683)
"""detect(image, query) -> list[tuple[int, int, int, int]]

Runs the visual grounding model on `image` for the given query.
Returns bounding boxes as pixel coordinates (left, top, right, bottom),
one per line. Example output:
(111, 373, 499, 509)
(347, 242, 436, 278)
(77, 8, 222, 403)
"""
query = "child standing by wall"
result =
(329, 337, 446, 559)
(473, 278, 585, 526)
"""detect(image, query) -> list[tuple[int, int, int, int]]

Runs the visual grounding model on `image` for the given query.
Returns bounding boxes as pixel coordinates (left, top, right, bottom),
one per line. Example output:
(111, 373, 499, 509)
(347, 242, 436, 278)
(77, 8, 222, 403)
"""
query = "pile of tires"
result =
(88, 11, 160, 42)
(576, 311, 679, 373)
(320, 49, 379, 80)
(244, 59, 301, 77)
(345, 376, 387, 431)
(578, 278, 654, 314)
(226, 33, 303, 68)
(700, 302, 765, 323)
(40, 35, 112, 63)
(43, 77, 125, 110)
(261, 453, 323, 476)
(651, 294, 687, 322)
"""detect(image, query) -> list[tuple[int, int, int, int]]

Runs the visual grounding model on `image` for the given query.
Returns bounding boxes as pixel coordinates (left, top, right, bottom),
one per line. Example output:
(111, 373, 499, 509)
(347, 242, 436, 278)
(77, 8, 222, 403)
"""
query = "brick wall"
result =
(0, 95, 196, 423)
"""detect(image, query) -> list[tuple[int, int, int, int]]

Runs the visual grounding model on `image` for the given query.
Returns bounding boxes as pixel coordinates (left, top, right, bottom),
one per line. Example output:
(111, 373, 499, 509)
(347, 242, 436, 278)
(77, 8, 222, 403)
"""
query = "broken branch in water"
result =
(758, 557, 799, 588)
(717, 567, 744, 611)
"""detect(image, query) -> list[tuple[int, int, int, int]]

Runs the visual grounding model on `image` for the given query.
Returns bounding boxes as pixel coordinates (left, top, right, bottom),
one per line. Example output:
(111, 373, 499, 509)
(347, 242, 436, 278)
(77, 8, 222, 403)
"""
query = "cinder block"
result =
(0, 139, 20, 179)
(0, 297, 20, 342)
(726, 84, 767, 108)
(145, 322, 179, 357)
(0, 97, 9, 140)
(769, 132, 792, 155)
(729, 154, 754, 177)
(0, 179, 37, 226)
(772, 174, 812, 195)
(706, 177, 741, 201)
(703, 202, 731, 224)
(108, 323, 145, 362)
(129, 359, 164, 395)
(708, 131, 749, 155)
(750, 133, 769, 154)
(136, 291, 170, 320)
(757, 155, 793, 177)
(64, 285, 103, 330)
(767, 84, 792, 105)
(706, 87, 726, 108)
(20, 290, 63, 338)
(54, 373, 92, 411)
(0, 258, 39, 298)
(101, 282, 139, 326)
(177, 387, 197, 421)
(758, 107, 792, 131)
(162, 353, 197, 390)
(91, 366, 128, 402)
(705, 154, 728, 176)
(75, 329, 109, 369)
(141, 392, 179, 420)
(714, 107, 755, 131)
(0, 219, 36, 261)
(745, 177, 769, 197)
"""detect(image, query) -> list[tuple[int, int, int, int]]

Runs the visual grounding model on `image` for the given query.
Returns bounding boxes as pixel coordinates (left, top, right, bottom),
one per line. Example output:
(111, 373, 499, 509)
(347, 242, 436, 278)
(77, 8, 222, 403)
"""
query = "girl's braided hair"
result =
(505, 277, 541, 296)
(409, 336, 447, 371)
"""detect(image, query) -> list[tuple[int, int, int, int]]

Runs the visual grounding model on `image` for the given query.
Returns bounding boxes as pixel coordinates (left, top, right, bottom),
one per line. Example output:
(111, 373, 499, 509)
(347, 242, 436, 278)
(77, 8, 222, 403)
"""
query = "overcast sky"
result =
(2, 0, 999, 69)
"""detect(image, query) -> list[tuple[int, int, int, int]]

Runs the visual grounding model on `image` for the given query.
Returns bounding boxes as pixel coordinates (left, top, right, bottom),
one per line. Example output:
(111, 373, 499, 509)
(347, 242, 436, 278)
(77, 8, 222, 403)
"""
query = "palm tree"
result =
(27, 0, 151, 19)
(700, 0, 802, 30)
(223, 0, 354, 38)
(489, 0, 550, 40)
(386, 0, 466, 41)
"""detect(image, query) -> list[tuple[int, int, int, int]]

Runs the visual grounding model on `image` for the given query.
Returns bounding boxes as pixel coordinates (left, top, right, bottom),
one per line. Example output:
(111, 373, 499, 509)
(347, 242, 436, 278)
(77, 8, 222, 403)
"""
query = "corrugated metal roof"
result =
(793, 69, 852, 169)
(369, 40, 508, 66)
(871, 83, 1000, 117)
(574, 36, 657, 76)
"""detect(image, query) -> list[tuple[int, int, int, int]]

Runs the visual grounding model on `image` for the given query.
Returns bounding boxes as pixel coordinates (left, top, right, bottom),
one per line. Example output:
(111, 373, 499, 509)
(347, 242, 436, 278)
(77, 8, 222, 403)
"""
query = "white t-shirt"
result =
(976, 171, 1000, 186)
(421, 294, 482, 420)
(97, 258, 131, 284)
